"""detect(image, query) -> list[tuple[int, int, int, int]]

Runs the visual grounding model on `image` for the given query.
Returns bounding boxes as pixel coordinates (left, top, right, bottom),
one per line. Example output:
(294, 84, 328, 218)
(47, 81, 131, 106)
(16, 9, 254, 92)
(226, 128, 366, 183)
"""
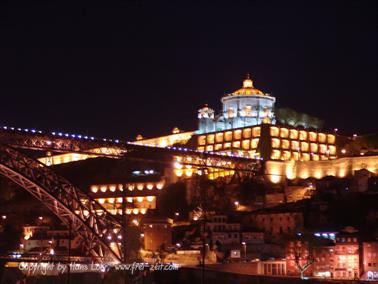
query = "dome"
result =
(224, 74, 268, 97)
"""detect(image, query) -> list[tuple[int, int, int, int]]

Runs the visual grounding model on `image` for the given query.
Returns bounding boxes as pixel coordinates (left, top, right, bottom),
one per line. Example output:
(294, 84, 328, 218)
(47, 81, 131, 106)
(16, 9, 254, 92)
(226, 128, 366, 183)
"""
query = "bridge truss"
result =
(0, 144, 123, 262)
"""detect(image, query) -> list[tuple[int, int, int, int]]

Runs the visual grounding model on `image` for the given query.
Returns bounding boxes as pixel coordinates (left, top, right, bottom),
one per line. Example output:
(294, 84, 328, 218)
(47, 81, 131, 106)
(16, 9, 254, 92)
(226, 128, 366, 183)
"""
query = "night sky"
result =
(0, 1, 376, 140)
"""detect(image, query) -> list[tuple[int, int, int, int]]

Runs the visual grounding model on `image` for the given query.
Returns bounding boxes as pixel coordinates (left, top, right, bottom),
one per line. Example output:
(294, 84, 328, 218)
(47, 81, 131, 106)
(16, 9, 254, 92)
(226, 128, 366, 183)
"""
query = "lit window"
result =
(310, 143, 318, 153)
(302, 153, 310, 161)
(301, 142, 309, 152)
(223, 142, 231, 149)
(329, 145, 336, 155)
(227, 107, 235, 118)
(270, 127, 279, 137)
(198, 136, 206, 146)
(327, 134, 335, 144)
(309, 132, 317, 142)
(242, 140, 250, 150)
(252, 127, 261, 137)
(215, 144, 222, 151)
(207, 134, 215, 144)
(281, 140, 290, 149)
(251, 138, 259, 149)
(291, 141, 299, 151)
(271, 150, 281, 160)
(271, 138, 280, 148)
(243, 128, 252, 139)
(234, 130, 242, 140)
(318, 133, 326, 143)
(292, 152, 299, 161)
(225, 131, 233, 142)
(289, 129, 298, 139)
(233, 141, 240, 148)
(243, 105, 253, 116)
(282, 151, 291, 160)
(299, 130, 307, 141)
(206, 145, 213, 151)
(215, 133, 223, 143)
(280, 128, 289, 138)
(319, 144, 327, 154)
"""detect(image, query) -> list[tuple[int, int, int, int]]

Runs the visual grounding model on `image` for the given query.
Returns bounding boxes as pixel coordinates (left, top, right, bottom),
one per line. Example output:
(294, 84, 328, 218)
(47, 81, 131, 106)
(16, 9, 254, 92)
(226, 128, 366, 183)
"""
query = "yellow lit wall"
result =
(196, 126, 261, 158)
(267, 126, 337, 162)
(173, 156, 235, 180)
(38, 147, 123, 166)
(88, 181, 165, 216)
(134, 131, 194, 148)
(265, 155, 378, 182)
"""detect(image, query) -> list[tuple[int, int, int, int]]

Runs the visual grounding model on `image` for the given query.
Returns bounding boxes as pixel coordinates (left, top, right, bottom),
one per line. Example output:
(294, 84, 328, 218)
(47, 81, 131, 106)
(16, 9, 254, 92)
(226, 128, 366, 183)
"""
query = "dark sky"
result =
(0, 1, 376, 140)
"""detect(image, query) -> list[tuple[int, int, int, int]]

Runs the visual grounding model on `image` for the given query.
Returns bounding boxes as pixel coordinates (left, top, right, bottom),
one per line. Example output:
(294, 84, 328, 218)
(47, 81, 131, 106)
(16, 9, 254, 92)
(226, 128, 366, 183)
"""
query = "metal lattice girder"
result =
(0, 129, 259, 172)
(0, 144, 123, 262)
(0, 129, 125, 157)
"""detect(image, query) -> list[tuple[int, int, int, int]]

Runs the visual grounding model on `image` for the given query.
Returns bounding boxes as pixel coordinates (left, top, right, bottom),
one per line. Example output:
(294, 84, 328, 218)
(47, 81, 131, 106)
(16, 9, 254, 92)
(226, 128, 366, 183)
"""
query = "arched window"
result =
(243, 105, 253, 116)
(227, 107, 235, 118)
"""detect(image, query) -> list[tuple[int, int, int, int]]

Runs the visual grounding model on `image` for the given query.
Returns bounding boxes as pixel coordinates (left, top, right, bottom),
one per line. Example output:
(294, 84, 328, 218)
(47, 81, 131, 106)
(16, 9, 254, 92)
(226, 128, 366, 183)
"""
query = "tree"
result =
(287, 235, 315, 279)
(275, 107, 324, 129)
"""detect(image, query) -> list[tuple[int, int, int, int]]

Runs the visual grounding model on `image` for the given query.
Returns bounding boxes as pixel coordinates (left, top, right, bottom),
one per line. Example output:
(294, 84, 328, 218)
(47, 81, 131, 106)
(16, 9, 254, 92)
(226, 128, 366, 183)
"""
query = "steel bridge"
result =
(0, 126, 260, 262)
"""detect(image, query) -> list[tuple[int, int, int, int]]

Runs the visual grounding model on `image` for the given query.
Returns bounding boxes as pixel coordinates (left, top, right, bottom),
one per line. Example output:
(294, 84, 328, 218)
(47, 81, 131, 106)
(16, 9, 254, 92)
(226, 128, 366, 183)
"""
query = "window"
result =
(252, 127, 261, 137)
(227, 107, 235, 118)
(207, 134, 215, 144)
(299, 130, 307, 141)
(234, 129, 242, 140)
(233, 141, 240, 148)
(289, 129, 298, 139)
(327, 134, 335, 144)
(318, 133, 326, 143)
(251, 138, 259, 149)
(215, 144, 222, 151)
(309, 132, 317, 142)
(270, 127, 279, 137)
(301, 142, 309, 151)
(225, 131, 233, 141)
(215, 133, 223, 143)
(271, 138, 280, 148)
(243, 128, 252, 139)
(244, 105, 252, 116)
(198, 136, 206, 146)
(223, 142, 231, 149)
(282, 151, 291, 160)
(242, 140, 250, 150)
(280, 128, 289, 138)
(291, 141, 299, 151)
(206, 145, 213, 151)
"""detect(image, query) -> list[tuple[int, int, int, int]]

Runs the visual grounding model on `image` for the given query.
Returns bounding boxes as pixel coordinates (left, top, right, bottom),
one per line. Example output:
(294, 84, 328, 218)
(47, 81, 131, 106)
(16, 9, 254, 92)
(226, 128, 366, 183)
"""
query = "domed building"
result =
(198, 75, 276, 134)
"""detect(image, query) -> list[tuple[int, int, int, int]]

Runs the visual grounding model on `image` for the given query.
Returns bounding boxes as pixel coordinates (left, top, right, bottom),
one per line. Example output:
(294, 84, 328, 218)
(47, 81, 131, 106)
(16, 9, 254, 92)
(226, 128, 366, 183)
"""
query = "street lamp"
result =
(241, 242, 246, 262)
(234, 201, 239, 210)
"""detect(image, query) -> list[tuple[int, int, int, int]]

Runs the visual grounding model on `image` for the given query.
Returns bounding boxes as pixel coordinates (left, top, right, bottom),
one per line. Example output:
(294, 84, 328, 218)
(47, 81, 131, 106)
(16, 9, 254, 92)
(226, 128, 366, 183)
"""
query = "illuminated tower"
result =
(220, 74, 276, 129)
(198, 104, 215, 133)
(197, 74, 276, 134)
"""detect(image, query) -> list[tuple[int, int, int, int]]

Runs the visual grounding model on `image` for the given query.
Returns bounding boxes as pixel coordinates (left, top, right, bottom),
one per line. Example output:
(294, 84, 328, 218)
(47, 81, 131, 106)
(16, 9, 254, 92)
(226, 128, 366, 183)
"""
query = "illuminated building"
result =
(21, 225, 81, 253)
(198, 74, 275, 133)
(362, 241, 378, 281)
(30, 75, 377, 184)
(87, 179, 165, 217)
(205, 215, 241, 245)
(133, 129, 194, 148)
(333, 233, 360, 279)
(191, 76, 343, 183)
